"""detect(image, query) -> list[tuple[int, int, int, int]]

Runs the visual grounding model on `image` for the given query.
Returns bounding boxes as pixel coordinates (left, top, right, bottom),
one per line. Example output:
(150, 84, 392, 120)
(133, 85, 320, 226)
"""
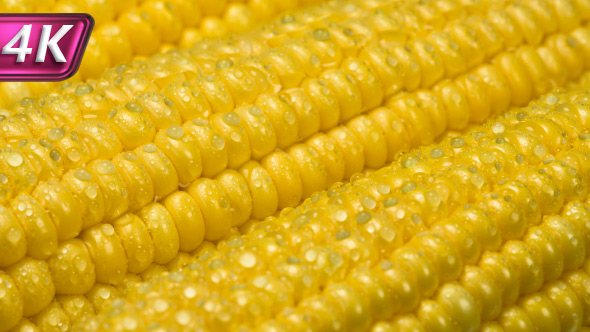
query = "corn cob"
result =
(4, 1, 590, 330)
(2, 1, 590, 322)
(62, 88, 590, 331)
(0, 0, 329, 107)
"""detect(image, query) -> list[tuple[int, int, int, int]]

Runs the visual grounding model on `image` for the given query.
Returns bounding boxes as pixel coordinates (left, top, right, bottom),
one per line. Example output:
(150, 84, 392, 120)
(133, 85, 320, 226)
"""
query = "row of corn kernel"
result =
(0, 0, 570, 170)
(37, 0, 590, 140)
(0, 0, 332, 108)
(0, 0, 557, 128)
(63, 105, 580, 330)
(192, 0, 589, 86)
(279, 91, 590, 331)
(0, 42, 553, 270)
(0, 0, 367, 107)
(374, 253, 590, 332)
(5, 0, 587, 110)
(5, 0, 590, 208)
(145, 97, 590, 331)
(69, 89, 590, 331)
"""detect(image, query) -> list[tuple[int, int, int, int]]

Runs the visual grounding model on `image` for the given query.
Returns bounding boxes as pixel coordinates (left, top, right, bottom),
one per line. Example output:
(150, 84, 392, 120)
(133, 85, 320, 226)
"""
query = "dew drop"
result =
(96, 160, 115, 175)
(7, 153, 23, 167)
(546, 94, 559, 105)
(48, 128, 65, 141)
(143, 144, 157, 153)
(166, 125, 184, 139)
(334, 209, 348, 222)
(533, 144, 547, 158)
(335, 229, 351, 240)
(100, 225, 114, 236)
(222, 112, 240, 126)
(74, 169, 92, 181)
(248, 106, 263, 116)
(430, 148, 444, 159)
(450, 137, 465, 148)
(75, 84, 93, 96)
(6, 227, 22, 244)
(313, 28, 330, 41)
(239, 252, 257, 268)
(356, 211, 371, 224)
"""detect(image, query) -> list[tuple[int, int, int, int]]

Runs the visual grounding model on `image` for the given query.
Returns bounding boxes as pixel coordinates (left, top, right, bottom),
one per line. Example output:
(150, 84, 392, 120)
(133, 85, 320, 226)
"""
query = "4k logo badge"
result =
(0, 14, 94, 81)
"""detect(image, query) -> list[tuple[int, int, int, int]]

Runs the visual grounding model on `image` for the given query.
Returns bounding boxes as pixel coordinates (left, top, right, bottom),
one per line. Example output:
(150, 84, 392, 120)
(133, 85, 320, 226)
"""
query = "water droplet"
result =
(426, 190, 441, 207)
(74, 168, 92, 181)
(75, 84, 93, 96)
(380, 227, 397, 242)
(96, 160, 115, 174)
(492, 123, 505, 134)
(6, 227, 22, 244)
(450, 137, 464, 148)
(386, 56, 398, 67)
(430, 148, 444, 159)
(125, 102, 143, 113)
(401, 181, 417, 193)
(67, 149, 82, 162)
(356, 211, 371, 224)
(377, 184, 390, 195)
(85, 185, 98, 199)
(176, 310, 191, 326)
(546, 94, 559, 105)
(7, 153, 23, 167)
(193, 118, 208, 126)
(239, 252, 257, 268)
(361, 196, 376, 209)
(166, 125, 184, 139)
(471, 173, 485, 188)
(248, 106, 263, 116)
(48, 128, 65, 141)
(153, 299, 168, 312)
(184, 286, 197, 299)
(74, 256, 87, 271)
(253, 275, 268, 288)
(534, 144, 547, 158)
(335, 229, 351, 240)
(310, 54, 320, 67)
(230, 131, 242, 142)
(284, 112, 296, 124)
(101, 224, 114, 236)
(143, 144, 157, 153)
(334, 209, 348, 222)
(313, 29, 330, 41)
(216, 59, 233, 69)
(223, 112, 240, 126)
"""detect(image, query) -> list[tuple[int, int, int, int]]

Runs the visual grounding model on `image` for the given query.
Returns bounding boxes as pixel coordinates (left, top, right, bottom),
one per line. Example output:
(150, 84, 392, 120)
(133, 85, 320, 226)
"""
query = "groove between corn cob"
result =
(60, 87, 590, 332)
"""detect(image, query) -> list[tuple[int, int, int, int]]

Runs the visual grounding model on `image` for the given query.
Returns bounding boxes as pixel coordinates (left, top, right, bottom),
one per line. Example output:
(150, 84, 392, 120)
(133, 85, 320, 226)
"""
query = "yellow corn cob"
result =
(0, 0, 329, 107)
(64, 88, 590, 331)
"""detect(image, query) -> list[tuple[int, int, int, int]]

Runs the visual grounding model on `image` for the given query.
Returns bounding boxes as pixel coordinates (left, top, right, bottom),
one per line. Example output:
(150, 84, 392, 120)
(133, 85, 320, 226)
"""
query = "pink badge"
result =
(0, 14, 94, 81)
